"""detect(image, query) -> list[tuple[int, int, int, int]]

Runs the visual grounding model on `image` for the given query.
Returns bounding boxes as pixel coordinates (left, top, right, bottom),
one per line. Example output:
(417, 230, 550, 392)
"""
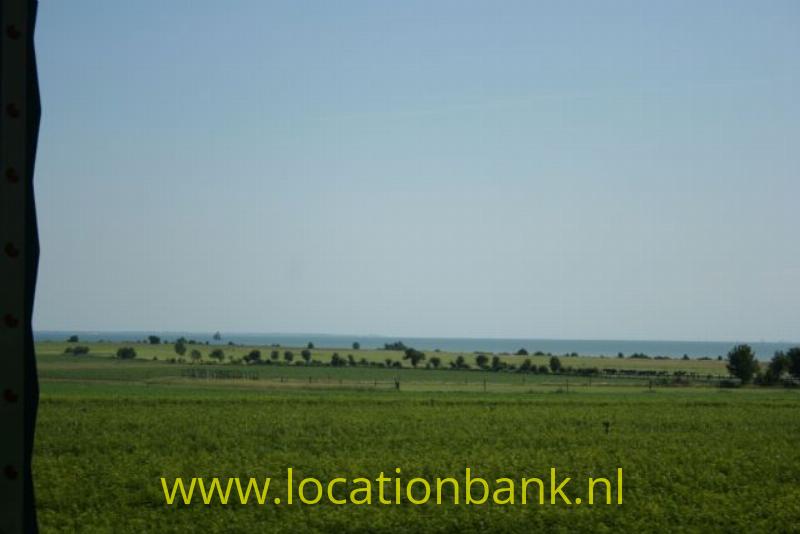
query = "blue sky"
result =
(32, 1, 799, 341)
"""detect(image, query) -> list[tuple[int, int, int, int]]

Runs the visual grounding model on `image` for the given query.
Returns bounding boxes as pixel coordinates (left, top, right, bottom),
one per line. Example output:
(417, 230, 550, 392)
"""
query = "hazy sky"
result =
(33, 1, 799, 341)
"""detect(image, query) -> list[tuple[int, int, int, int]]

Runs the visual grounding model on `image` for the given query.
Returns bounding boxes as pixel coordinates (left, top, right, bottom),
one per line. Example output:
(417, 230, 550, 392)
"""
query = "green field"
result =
(33, 343, 800, 532)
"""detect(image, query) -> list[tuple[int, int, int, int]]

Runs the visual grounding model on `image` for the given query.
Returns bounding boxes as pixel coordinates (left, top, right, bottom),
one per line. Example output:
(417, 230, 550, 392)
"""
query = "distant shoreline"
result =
(33, 330, 798, 360)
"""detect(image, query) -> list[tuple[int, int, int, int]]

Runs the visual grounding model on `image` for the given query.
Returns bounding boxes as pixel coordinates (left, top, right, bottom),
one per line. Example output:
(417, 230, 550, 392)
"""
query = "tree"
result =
(283, 351, 294, 363)
(451, 355, 468, 369)
(209, 349, 225, 362)
(331, 353, 345, 366)
(270, 350, 280, 361)
(763, 351, 789, 384)
(213, 331, 222, 341)
(116, 347, 137, 360)
(148, 335, 161, 345)
(491, 355, 505, 371)
(301, 349, 312, 364)
(726, 344, 759, 384)
(475, 354, 489, 369)
(787, 347, 800, 378)
(347, 354, 356, 366)
(174, 340, 187, 357)
(549, 356, 562, 373)
(190, 349, 202, 363)
(307, 342, 315, 349)
(515, 348, 529, 356)
(352, 342, 360, 350)
(244, 349, 262, 364)
(519, 359, 532, 372)
(429, 356, 441, 369)
(403, 348, 426, 368)
(67, 335, 79, 343)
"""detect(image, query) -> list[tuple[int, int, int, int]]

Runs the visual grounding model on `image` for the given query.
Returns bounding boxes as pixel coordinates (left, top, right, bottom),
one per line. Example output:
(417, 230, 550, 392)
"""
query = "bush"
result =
(787, 347, 800, 378)
(270, 350, 280, 361)
(67, 335, 79, 343)
(283, 351, 294, 363)
(352, 342, 360, 350)
(209, 349, 225, 362)
(549, 356, 562, 373)
(726, 344, 759, 384)
(301, 349, 312, 364)
(190, 349, 202, 362)
(475, 354, 489, 369)
(429, 356, 441, 369)
(148, 335, 161, 345)
(515, 348, 529, 356)
(116, 347, 137, 360)
(244, 349, 262, 364)
(384, 341, 407, 351)
(64, 345, 89, 355)
(331, 353, 345, 367)
(491, 356, 505, 371)
(403, 348, 426, 368)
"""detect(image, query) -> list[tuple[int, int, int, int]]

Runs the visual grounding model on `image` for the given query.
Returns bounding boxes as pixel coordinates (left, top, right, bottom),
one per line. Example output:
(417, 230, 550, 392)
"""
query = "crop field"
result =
(33, 343, 800, 532)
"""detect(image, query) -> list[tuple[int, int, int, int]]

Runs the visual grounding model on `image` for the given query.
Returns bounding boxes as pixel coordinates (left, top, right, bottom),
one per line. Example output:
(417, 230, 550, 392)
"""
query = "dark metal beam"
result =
(0, 0, 41, 531)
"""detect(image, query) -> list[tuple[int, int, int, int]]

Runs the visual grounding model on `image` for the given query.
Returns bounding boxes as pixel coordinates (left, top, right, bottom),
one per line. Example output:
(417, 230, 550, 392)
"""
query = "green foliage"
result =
(244, 349, 262, 364)
(283, 351, 294, 363)
(148, 335, 161, 345)
(301, 349, 312, 363)
(429, 356, 441, 369)
(726, 344, 759, 384)
(174, 340, 187, 357)
(352, 342, 360, 350)
(34, 381, 800, 533)
(762, 352, 789, 385)
(67, 335, 79, 343)
(475, 354, 489, 369)
(64, 345, 89, 355)
(549, 356, 562, 373)
(515, 348, 529, 356)
(190, 349, 202, 362)
(115, 347, 136, 360)
(491, 355, 505, 371)
(402, 348, 426, 368)
(787, 347, 800, 378)
(209, 349, 225, 362)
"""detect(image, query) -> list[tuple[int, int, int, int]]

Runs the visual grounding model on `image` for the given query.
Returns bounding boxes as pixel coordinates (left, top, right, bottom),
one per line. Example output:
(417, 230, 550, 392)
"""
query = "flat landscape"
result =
(31, 341, 800, 532)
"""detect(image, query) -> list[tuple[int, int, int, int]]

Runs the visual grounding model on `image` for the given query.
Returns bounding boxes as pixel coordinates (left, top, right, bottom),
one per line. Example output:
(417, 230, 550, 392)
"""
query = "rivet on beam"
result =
(3, 389, 19, 403)
(5, 168, 20, 183)
(4, 465, 19, 480)
(3, 314, 20, 328)
(5, 103, 20, 118)
(5, 25, 21, 40)
(4, 243, 20, 258)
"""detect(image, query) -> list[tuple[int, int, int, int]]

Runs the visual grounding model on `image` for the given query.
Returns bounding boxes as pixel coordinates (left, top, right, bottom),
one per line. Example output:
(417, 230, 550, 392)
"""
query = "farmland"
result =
(33, 342, 800, 532)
